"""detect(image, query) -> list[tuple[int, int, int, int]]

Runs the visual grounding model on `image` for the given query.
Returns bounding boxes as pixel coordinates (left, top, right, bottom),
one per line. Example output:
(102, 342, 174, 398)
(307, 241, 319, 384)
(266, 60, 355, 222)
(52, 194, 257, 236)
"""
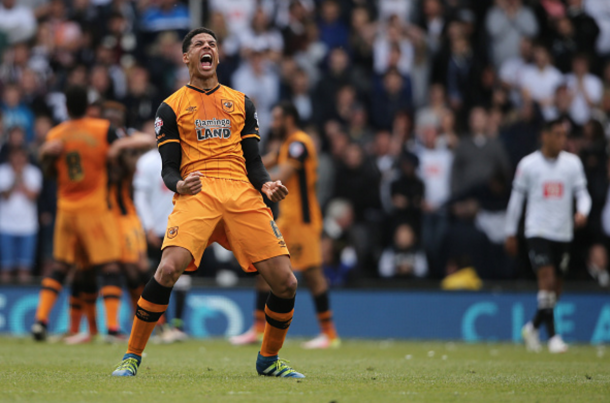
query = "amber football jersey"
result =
(46, 117, 117, 212)
(155, 84, 259, 182)
(277, 131, 322, 227)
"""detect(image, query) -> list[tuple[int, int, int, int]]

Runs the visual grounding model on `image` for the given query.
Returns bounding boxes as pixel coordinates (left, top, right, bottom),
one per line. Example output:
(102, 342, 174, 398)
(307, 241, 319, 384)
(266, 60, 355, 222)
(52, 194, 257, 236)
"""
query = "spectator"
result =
(333, 143, 381, 223)
(519, 44, 563, 120)
(323, 199, 358, 285)
(19, 68, 53, 118)
(232, 45, 280, 139)
(281, 1, 310, 56)
(549, 16, 579, 74)
(499, 37, 533, 106)
(0, 0, 37, 44)
(379, 223, 428, 278)
(287, 68, 313, 125)
(388, 150, 424, 233)
(318, 0, 349, 50)
(566, 0, 600, 69)
(500, 101, 542, 169)
(415, 83, 449, 132)
(1, 85, 35, 143)
(240, 8, 284, 63)
(210, 0, 257, 37)
(565, 54, 604, 126)
(373, 19, 414, 76)
(313, 48, 355, 124)
(349, 6, 375, 75)
(485, 0, 538, 67)
(140, 0, 190, 37)
(415, 124, 452, 257)
(450, 107, 511, 196)
(123, 66, 162, 129)
(371, 68, 411, 130)
(378, 0, 414, 24)
(0, 147, 42, 283)
(416, 0, 446, 55)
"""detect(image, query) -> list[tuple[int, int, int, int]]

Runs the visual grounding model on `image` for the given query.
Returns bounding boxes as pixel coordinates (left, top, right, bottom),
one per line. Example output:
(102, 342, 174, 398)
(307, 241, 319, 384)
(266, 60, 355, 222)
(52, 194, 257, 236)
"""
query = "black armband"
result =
(242, 137, 271, 191)
(159, 142, 182, 192)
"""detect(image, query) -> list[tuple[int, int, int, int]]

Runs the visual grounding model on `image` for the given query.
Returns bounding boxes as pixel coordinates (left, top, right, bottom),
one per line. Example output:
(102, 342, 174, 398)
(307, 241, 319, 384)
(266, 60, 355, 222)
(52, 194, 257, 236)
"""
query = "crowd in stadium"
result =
(1, 0, 610, 286)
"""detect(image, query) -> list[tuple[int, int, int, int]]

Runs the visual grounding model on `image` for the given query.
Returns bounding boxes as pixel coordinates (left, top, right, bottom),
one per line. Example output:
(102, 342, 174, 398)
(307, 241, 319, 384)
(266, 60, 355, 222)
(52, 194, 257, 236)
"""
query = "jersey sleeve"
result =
(572, 157, 588, 192)
(512, 159, 529, 193)
(285, 140, 309, 169)
(241, 96, 260, 141)
(155, 102, 180, 147)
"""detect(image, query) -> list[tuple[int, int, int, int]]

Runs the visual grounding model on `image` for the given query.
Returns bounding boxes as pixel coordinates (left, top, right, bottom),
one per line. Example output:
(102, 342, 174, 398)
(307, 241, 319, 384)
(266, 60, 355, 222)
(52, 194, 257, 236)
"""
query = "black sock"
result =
(313, 291, 330, 314)
(532, 308, 555, 337)
(256, 290, 268, 312)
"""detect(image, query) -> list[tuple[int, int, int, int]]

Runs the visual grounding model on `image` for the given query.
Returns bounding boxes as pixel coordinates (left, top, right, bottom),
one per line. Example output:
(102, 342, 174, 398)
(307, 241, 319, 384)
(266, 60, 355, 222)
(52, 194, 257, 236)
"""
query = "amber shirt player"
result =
(112, 27, 305, 378)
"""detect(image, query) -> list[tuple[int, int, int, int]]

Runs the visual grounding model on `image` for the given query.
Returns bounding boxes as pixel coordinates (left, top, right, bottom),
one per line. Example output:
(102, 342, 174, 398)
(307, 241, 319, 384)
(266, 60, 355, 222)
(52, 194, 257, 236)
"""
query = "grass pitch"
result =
(0, 337, 608, 402)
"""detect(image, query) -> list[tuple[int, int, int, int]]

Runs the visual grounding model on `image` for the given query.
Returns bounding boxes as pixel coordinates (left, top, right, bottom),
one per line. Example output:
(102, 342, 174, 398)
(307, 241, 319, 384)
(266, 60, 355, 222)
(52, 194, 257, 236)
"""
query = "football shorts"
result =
(276, 218, 322, 271)
(54, 208, 120, 266)
(162, 177, 289, 273)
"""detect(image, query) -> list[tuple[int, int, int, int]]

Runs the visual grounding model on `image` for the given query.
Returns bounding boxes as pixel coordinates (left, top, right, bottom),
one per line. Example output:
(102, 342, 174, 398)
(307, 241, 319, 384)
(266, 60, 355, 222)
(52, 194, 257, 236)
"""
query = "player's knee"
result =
(282, 274, 298, 298)
(156, 261, 182, 287)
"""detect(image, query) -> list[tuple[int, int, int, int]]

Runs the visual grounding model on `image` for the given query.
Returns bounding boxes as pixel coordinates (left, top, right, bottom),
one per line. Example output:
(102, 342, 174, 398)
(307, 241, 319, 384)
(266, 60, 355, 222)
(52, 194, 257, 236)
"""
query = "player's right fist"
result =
(177, 171, 203, 195)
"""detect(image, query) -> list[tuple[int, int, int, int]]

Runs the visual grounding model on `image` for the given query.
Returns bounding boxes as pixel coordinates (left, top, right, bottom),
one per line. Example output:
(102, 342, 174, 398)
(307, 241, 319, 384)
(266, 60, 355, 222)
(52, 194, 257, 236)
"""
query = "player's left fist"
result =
(262, 180, 288, 203)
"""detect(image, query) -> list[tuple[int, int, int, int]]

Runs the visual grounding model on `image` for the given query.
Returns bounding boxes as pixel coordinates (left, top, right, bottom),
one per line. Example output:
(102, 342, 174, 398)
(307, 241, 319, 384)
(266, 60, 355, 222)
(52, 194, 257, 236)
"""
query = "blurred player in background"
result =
(63, 101, 153, 344)
(32, 86, 153, 342)
(231, 102, 340, 349)
(134, 130, 190, 343)
(505, 119, 591, 353)
(112, 28, 303, 378)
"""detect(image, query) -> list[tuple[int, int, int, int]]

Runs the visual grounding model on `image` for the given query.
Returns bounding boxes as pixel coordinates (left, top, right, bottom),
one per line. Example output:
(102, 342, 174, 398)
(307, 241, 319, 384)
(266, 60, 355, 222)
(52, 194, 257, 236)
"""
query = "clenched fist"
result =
(262, 181, 288, 202)
(177, 171, 203, 195)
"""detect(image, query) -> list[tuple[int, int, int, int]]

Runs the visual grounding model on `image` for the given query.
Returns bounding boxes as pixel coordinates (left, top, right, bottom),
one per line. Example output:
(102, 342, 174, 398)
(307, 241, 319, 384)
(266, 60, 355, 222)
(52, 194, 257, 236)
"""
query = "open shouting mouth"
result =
(200, 53, 213, 70)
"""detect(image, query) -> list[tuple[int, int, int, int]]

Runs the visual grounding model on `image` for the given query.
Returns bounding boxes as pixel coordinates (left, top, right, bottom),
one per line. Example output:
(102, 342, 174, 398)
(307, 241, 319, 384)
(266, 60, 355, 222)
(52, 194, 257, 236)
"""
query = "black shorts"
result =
(526, 237, 570, 275)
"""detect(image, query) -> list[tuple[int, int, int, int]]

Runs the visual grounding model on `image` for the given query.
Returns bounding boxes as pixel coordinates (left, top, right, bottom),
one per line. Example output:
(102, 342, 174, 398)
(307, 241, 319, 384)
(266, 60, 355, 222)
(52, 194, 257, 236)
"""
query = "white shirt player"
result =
(133, 149, 175, 238)
(505, 150, 592, 242)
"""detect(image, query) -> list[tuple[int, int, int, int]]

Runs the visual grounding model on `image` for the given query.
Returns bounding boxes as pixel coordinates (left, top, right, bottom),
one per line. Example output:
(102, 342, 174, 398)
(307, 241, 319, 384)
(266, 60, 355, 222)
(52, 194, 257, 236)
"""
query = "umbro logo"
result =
(185, 106, 197, 113)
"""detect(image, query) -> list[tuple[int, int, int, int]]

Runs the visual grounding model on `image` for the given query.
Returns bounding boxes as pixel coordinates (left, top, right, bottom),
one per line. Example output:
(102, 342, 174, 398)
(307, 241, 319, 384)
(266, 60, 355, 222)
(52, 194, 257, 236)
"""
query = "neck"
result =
(189, 74, 219, 90)
(541, 147, 559, 159)
(286, 125, 298, 137)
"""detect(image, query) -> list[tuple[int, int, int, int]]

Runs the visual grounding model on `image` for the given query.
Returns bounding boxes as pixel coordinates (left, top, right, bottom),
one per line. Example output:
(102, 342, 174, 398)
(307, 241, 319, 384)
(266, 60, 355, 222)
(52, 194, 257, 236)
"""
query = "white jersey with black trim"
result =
(505, 150, 591, 242)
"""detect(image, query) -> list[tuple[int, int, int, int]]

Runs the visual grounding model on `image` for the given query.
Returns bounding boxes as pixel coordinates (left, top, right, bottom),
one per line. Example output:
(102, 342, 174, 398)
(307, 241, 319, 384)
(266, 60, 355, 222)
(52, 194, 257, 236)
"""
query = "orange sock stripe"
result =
(264, 306, 294, 322)
(42, 278, 62, 293)
(137, 297, 168, 313)
(101, 286, 122, 298)
(255, 310, 266, 321)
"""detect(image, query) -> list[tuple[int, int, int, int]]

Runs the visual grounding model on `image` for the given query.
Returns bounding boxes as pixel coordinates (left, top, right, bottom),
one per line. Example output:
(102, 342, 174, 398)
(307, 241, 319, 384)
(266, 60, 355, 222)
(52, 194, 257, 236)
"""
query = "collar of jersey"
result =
(187, 84, 221, 95)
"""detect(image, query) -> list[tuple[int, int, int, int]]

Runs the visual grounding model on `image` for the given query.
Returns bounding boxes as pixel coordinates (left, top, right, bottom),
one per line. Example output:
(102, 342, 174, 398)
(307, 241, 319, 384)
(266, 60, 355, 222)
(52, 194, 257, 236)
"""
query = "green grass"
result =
(0, 337, 609, 402)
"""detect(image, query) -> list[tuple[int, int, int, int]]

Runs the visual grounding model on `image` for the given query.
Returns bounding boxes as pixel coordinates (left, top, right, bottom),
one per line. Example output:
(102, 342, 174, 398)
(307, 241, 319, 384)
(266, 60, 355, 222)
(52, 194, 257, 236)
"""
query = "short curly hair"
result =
(182, 27, 218, 54)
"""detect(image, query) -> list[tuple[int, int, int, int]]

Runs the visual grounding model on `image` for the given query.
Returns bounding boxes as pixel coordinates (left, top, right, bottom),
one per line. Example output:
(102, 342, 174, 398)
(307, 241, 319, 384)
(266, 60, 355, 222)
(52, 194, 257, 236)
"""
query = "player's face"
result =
(183, 33, 219, 80)
(543, 125, 567, 156)
(270, 106, 286, 137)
